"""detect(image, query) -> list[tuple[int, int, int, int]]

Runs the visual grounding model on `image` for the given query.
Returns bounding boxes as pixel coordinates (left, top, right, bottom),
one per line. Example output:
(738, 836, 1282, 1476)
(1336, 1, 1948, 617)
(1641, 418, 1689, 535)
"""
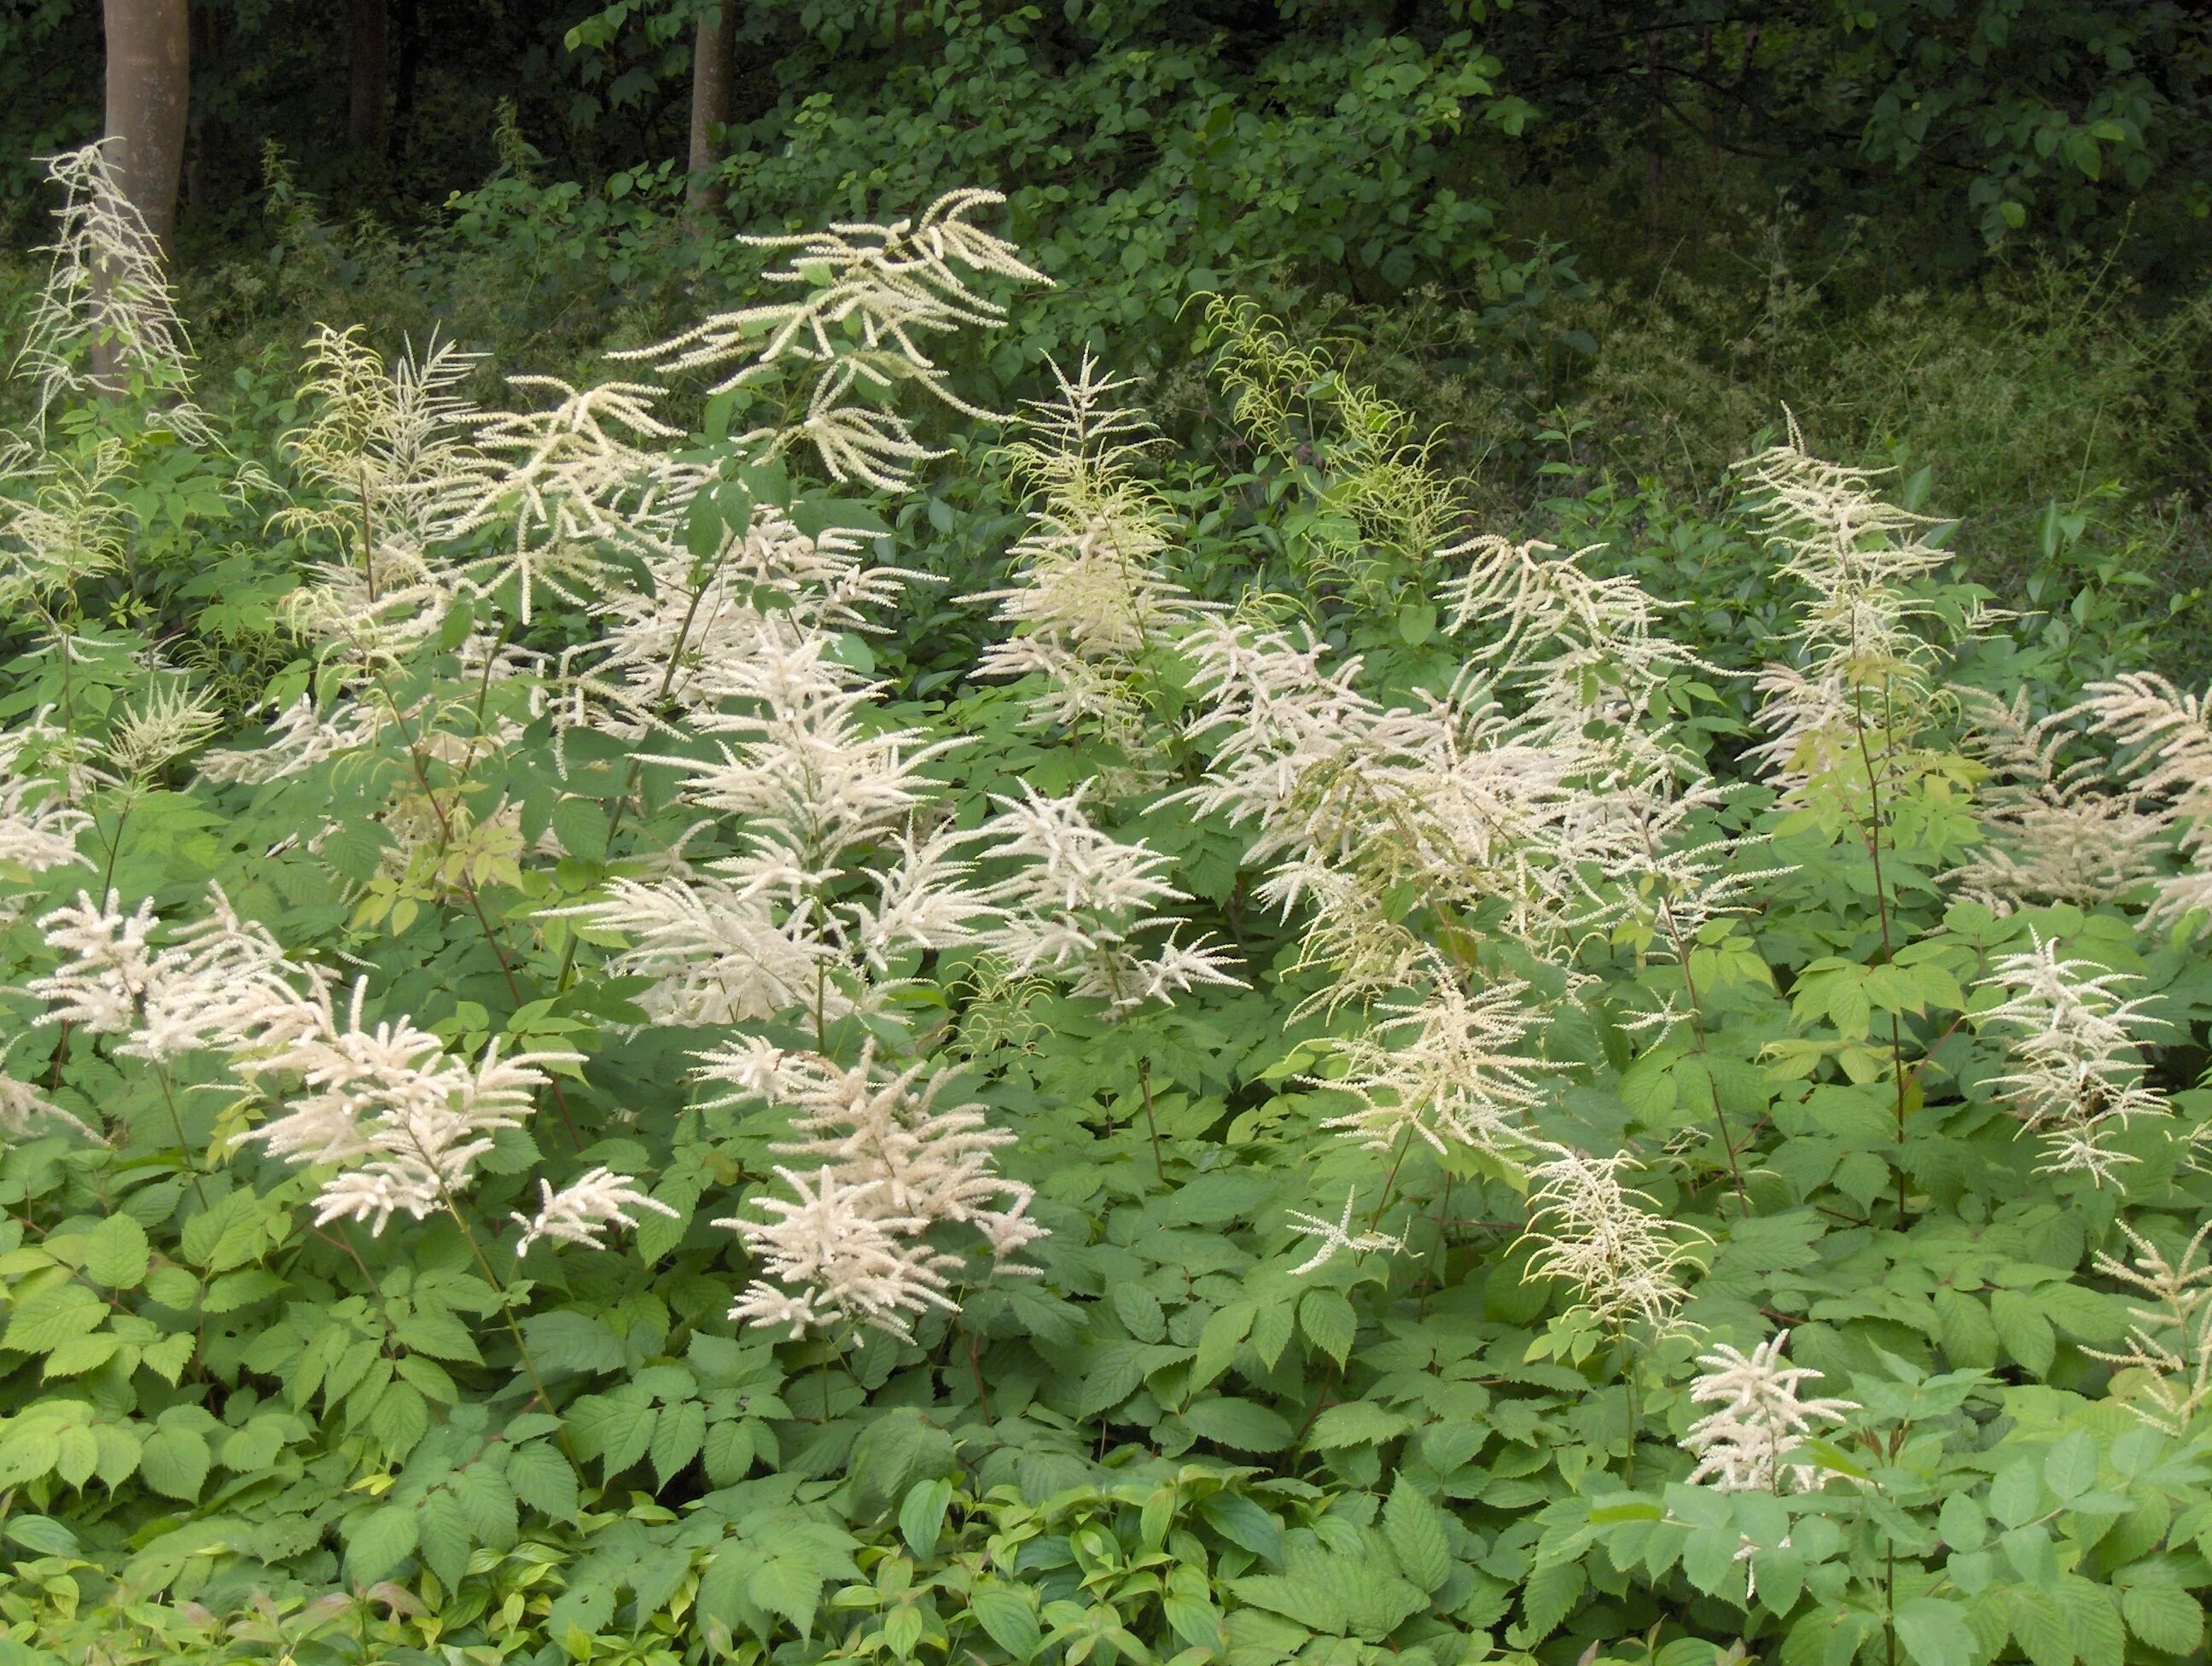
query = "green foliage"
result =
(4, 154, 2212, 1666)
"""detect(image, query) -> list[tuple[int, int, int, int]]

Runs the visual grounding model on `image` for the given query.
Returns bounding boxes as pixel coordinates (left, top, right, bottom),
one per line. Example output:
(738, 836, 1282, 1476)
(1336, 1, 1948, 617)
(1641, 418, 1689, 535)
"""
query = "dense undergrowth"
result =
(5, 137, 2212, 1666)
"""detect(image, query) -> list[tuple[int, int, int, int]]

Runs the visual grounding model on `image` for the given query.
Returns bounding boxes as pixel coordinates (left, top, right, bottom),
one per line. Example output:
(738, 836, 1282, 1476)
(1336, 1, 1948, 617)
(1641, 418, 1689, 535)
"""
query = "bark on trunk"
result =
(688, 1, 740, 218)
(103, 0, 190, 253)
(350, 0, 390, 156)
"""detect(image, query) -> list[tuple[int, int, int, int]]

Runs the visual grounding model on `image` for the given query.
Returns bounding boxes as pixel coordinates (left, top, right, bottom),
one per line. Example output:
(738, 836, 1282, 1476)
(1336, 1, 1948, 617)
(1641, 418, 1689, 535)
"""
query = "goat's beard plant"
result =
(6, 141, 2212, 1656)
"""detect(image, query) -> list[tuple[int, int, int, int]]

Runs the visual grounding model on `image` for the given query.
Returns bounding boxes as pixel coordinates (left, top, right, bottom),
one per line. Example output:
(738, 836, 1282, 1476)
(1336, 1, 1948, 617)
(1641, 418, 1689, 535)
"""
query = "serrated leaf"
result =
(417, 1488, 471, 1590)
(703, 1417, 757, 1486)
(1383, 1478, 1454, 1591)
(2122, 1582, 2203, 1654)
(1896, 1598, 1976, 1666)
(1988, 1457, 2042, 1527)
(1298, 1289, 1356, 1365)
(522, 1309, 625, 1375)
(2044, 1430, 2098, 1500)
(346, 1504, 419, 1586)
(83, 1215, 149, 1289)
(969, 1581, 1041, 1660)
(370, 1381, 429, 1456)
(393, 1306, 485, 1364)
(1305, 1401, 1409, 1449)
(1183, 1395, 1294, 1453)
(2058, 1577, 2124, 1666)
(1990, 1289, 2057, 1377)
(569, 1392, 656, 1480)
(2010, 1586, 2073, 1666)
(748, 1551, 824, 1635)
(899, 1475, 953, 1558)
(507, 1442, 579, 1522)
(137, 1425, 209, 1500)
(3, 1284, 104, 1354)
(650, 1396, 706, 1488)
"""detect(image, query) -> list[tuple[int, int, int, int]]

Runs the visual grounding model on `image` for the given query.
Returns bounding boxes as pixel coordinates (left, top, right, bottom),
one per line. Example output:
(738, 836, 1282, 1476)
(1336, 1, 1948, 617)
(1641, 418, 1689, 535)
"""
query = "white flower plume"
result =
(1681, 1330, 1856, 1493)
(513, 1166, 678, 1254)
(1973, 934, 2170, 1185)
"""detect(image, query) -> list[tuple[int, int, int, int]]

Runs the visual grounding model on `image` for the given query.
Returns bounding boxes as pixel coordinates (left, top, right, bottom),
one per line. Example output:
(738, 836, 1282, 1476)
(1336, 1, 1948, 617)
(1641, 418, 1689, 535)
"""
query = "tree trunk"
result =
(388, 0, 422, 166)
(688, 1, 740, 218)
(349, 0, 389, 156)
(103, 0, 190, 253)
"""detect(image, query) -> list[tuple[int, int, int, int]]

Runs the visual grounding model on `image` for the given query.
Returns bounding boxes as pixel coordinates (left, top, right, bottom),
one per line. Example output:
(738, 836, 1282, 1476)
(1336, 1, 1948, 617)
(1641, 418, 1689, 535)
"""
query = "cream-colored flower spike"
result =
(1681, 1330, 1856, 1493)
(1520, 1144, 1706, 1331)
(15, 142, 208, 440)
(2085, 1222, 2212, 1435)
(1950, 687, 2167, 912)
(1972, 933, 2170, 1185)
(2079, 673, 2212, 936)
(614, 189, 1046, 489)
(0, 717, 92, 883)
(974, 356, 1206, 755)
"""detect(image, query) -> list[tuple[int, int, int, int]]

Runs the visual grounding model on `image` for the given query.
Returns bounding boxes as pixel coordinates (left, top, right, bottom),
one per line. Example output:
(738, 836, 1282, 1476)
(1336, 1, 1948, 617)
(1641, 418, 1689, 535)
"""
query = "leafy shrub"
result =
(5, 143, 2212, 1666)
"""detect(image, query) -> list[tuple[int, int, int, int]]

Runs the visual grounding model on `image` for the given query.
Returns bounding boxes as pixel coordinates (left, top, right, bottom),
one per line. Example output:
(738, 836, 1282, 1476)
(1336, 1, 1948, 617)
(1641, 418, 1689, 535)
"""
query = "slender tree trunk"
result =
(688, 1, 740, 218)
(103, 0, 190, 252)
(388, 0, 422, 166)
(349, 0, 390, 157)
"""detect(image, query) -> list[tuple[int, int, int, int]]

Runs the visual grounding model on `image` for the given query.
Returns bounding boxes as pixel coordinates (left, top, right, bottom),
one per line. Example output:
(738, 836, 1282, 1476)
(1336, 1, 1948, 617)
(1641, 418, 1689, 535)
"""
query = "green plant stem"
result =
(1138, 1054, 1164, 1180)
(443, 1197, 556, 1416)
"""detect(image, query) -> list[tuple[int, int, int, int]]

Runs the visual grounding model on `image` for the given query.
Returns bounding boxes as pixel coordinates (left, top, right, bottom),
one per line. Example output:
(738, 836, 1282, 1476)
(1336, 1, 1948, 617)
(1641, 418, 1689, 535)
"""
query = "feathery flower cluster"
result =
(615, 189, 1048, 490)
(1972, 934, 2169, 1185)
(1733, 426, 1959, 798)
(1284, 1187, 1410, 1276)
(704, 1044, 1041, 1340)
(26, 887, 592, 1235)
(0, 717, 91, 888)
(15, 143, 207, 440)
(1951, 689, 2166, 912)
(1520, 1145, 1705, 1331)
(1318, 977, 1549, 1156)
(2085, 1222, 2212, 1435)
(513, 1167, 677, 1254)
(973, 358, 1204, 759)
(2079, 674, 2212, 936)
(1680, 1330, 1855, 1493)
(973, 784, 1241, 1011)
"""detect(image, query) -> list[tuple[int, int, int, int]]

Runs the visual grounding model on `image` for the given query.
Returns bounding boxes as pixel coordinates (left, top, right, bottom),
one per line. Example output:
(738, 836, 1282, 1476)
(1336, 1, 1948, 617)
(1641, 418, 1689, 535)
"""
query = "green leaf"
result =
(748, 1550, 824, 1635)
(506, 1442, 579, 1522)
(1988, 1457, 2043, 1528)
(1183, 1396, 1294, 1453)
(417, 1489, 471, 1590)
(346, 1505, 420, 1586)
(1937, 1492, 1987, 1552)
(2009, 1586, 2073, 1666)
(1298, 1288, 1356, 1365)
(2122, 1582, 2203, 1655)
(2058, 1576, 2124, 1666)
(1991, 1289, 2056, 1377)
(83, 1215, 150, 1289)
(137, 1425, 209, 1500)
(969, 1580, 1042, 1660)
(569, 1392, 656, 1480)
(1305, 1401, 1409, 1449)
(370, 1381, 429, 1456)
(3, 1284, 104, 1354)
(522, 1310, 624, 1375)
(1192, 1301, 1255, 1390)
(651, 1396, 706, 1488)
(1895, 1598, 1976, 1666)
(1383, 1478, 1454, 1591)
(899, 1475, 953, 1558)
(392, 1305, 484, 1365)
(2044, 1430, 2098, 1500)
